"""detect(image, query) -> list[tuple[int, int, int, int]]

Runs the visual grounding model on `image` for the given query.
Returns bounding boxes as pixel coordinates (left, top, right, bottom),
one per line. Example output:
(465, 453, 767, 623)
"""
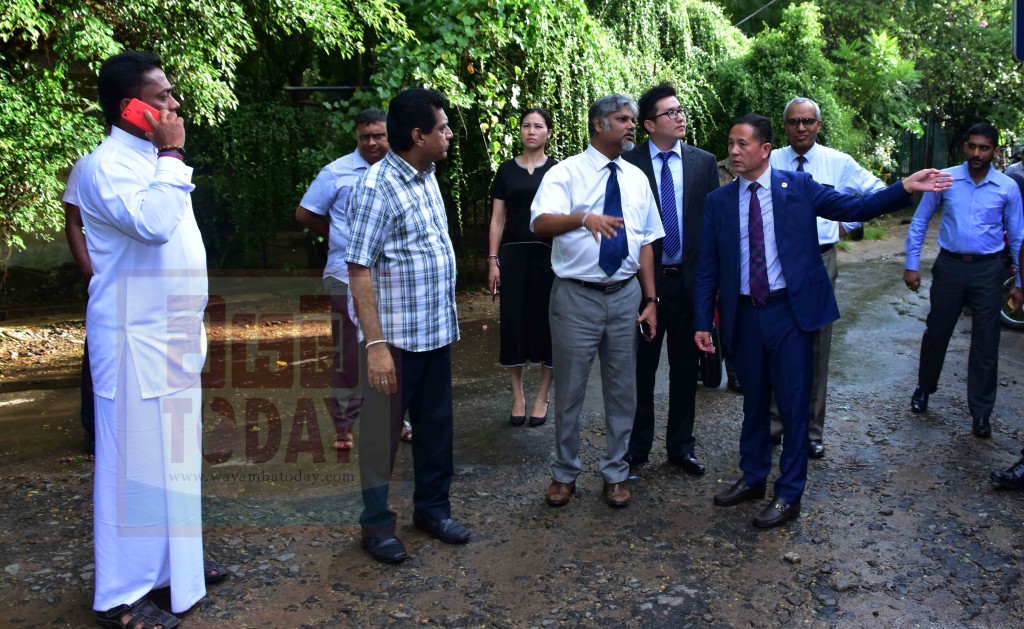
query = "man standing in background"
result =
(296, 108, 389, 452)
(768, 97, 885, 459)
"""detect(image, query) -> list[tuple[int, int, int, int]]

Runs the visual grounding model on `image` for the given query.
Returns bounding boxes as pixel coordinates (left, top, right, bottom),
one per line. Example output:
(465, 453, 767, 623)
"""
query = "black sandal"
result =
(96, 597, 180, 629)
(205, 560, 230, 584)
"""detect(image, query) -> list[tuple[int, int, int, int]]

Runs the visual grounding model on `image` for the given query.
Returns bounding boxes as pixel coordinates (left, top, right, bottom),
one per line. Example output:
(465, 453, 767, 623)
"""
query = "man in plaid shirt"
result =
(346, 88, 468, 564)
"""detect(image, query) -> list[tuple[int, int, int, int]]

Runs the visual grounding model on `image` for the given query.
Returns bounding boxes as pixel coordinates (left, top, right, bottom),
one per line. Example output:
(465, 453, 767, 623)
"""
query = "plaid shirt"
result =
(346, 151, 459, 352)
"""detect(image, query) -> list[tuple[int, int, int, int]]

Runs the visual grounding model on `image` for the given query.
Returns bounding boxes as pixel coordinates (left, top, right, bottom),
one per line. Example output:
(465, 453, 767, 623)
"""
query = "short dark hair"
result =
(731, 113, 773, 146)
(387, 88, 448, 152)
(965, 122, 999, 146)
(98, 51, 164, 126)
(519, 107, 553, 130)
(355, 108, 386, 127)
(638, 83, 677, 123)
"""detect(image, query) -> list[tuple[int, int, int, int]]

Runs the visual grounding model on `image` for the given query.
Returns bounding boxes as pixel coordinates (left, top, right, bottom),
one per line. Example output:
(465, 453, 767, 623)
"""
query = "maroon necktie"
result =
(747, 182, 769, 303)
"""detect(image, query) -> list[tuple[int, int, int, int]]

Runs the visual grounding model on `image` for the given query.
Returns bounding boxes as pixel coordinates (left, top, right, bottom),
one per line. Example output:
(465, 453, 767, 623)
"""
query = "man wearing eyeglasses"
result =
(621, 83, 719, 475)
(767, 97, 885, 459)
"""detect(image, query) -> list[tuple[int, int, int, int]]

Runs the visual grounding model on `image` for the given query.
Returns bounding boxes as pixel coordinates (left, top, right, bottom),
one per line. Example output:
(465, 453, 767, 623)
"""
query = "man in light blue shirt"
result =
(296, 108, 389, 452)
(768, 97, 886, 459)
(905, 122, 1024, 438)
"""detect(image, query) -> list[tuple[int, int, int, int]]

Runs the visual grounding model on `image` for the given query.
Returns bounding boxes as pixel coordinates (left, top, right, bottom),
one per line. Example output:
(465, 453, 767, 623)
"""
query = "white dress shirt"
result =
(648, 140, 684, 265)
(77, 127, 208, 399)
(530, 145, 663, 282)
(770, 143, 885, 245)
(738, 167, 785, 294)
(299, 149, 371, 284)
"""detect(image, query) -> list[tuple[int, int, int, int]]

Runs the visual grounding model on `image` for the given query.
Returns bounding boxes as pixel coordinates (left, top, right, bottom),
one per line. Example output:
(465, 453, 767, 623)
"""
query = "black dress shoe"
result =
(911, 386, 929, 413)
(808, 440, 825, 459)
(973, 415, 991, 438)
(362, 536, 408, 563)
(753, 497, 801, 528)
(727, 378, 743, 394)
(990, 452, 1024, 489)
(668, 453, 706, 476)
(413, 517, 470, 544)
(713, 477, 767, 506)
(623, 452, 649, 468)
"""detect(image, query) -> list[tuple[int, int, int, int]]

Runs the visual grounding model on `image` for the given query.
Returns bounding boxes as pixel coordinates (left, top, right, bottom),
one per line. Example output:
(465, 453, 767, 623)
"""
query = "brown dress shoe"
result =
(603, 481, 630, 508)
(545, 480, 575, 507)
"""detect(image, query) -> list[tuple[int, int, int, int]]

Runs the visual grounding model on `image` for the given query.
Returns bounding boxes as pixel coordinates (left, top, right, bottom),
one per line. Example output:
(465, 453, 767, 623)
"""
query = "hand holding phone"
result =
(121, 98, 161, 134)
(639, 321, 653, 342)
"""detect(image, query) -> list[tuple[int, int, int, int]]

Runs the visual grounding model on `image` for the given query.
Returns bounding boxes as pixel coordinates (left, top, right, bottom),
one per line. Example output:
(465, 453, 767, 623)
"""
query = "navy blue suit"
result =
(694, 168, 910, 501)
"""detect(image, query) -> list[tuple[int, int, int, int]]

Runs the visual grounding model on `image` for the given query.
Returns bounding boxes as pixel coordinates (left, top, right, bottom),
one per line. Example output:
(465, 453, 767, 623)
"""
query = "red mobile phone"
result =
(121, 98, 160, 133)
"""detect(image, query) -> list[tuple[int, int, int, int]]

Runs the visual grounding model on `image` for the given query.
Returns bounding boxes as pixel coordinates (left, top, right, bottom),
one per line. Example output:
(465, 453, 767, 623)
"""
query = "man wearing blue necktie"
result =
(694, 114, 952, 528)
(622, 83, 720, 476)
(531, 94, 663, 509)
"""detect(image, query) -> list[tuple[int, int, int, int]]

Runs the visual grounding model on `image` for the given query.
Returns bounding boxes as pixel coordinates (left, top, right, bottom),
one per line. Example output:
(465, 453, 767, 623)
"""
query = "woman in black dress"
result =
(488, 108, 557, 427)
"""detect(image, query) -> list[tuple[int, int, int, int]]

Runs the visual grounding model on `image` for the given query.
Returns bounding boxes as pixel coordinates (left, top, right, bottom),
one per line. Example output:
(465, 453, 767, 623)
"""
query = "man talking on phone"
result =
(77, 51, 224, 628)
(531, 94, 662, 509)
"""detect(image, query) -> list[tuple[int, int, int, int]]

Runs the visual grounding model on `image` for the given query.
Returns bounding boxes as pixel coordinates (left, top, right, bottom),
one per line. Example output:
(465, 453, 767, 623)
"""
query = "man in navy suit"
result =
(622, 83, 720, 475)
(694, 114, 951, 528)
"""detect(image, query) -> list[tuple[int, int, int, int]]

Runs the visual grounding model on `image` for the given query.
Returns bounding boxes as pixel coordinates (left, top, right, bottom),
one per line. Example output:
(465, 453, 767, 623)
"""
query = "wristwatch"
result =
(643, 296, 659, 304)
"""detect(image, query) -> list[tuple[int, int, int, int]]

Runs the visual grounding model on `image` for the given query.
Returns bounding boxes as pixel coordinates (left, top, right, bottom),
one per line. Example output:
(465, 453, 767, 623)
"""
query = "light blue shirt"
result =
(738, 166, 786, 295)
(770, 143, 886, 245)
(299, 150, 371, 283)
(648, 140, 684, 265)
(905, 162, 1023, 286)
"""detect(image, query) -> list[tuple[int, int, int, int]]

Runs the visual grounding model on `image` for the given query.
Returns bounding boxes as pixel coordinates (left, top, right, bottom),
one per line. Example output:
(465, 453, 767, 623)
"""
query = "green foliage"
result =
(0, 0, 407, 269)
(708, 3, 854, 156)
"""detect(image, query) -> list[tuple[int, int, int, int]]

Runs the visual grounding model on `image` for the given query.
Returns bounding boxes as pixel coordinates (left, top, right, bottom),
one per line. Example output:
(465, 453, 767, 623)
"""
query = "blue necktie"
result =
(599, 162, 626, 276)
(747, 182, 769, 303)
(796, 155, 806, 172)
(657, 151, 681, 259)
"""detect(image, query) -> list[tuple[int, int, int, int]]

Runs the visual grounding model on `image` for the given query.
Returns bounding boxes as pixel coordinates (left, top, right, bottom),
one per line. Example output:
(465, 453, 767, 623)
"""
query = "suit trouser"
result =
(734, 298, 813, 504)
(358, 345, 454, 537)
(324, 276, 362, 434)
(917, 253, 1003, 421)
(631, 272, 699, 458)
(549, 278, 639, 484)
(771, 246, 837, 441)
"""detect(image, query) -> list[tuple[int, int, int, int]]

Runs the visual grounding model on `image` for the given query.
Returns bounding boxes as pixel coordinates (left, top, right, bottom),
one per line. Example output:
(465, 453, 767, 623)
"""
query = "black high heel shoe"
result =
(528, 400, 549, 427)
(510, 414, 526, 426)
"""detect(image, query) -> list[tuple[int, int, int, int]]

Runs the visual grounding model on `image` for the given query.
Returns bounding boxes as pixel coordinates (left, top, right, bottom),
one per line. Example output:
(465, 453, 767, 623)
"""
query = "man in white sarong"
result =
(78, 51, 221, 628)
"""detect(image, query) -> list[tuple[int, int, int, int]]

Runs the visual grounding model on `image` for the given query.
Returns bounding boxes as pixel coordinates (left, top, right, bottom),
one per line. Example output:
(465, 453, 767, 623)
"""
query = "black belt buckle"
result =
(940, 248, 998, 262)
(575, 277, 631, 293)
(662, 265, 682, 277)
(745, 289, 787, 307)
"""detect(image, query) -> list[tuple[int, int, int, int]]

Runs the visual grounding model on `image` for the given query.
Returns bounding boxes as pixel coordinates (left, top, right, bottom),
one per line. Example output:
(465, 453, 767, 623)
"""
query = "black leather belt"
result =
(741, 288, 788, 307)
(571, 276, 635, 293)
(662, 265, 682, 277)
(819, 243, 836, 254)
(939, 248, 1000, 262)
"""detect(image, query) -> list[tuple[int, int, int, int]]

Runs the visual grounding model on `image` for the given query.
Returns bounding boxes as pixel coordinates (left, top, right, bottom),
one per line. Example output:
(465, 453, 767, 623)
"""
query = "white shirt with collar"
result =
(648, 140, 684, 265)
(738, 166, 785, 295)
(77, 127, 208, 399)
(770, 143, 885, 245)
(530, 145, 663, 282)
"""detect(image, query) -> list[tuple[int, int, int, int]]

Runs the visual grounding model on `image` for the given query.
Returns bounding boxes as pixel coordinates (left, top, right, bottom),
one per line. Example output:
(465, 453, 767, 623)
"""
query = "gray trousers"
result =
(771, 245, 837, 441)
(549, 277, 639, 484)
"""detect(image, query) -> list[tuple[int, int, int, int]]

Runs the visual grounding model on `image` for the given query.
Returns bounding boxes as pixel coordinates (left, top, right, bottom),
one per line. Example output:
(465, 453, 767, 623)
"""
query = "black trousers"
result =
(358, 345, 455, 537)
(631, 272, 698, 458)
(918, 253, 1004, 421)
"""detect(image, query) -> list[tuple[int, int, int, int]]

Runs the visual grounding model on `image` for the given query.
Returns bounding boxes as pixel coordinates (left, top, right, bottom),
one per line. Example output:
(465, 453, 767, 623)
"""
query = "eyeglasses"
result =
(785, 117, 819, 128)
(653, 108, 687, 121)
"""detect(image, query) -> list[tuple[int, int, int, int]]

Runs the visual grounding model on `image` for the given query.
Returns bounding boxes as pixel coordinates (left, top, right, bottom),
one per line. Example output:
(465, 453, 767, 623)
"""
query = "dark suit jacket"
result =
(622, 141, 720, 290)
(694, 169, 910, 349)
